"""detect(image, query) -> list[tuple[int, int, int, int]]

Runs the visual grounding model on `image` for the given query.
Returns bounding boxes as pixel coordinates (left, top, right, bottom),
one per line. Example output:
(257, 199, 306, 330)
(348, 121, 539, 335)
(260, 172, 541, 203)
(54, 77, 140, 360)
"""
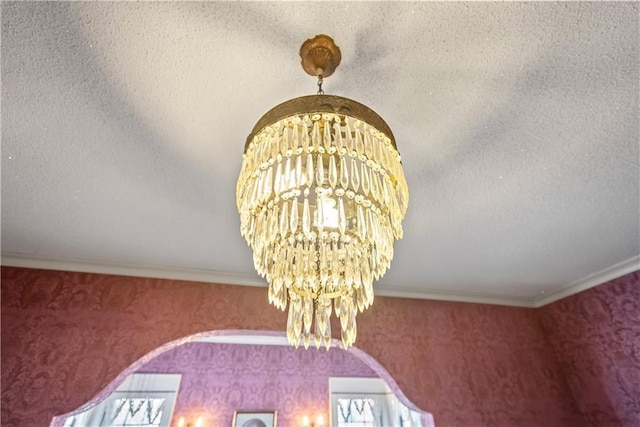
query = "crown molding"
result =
(374, 286, 534, 307)
(532, 255, 640, 307)
(2, 253, 637, 308)
(0, 253, 267, 288)
(0, 253, 534, 307)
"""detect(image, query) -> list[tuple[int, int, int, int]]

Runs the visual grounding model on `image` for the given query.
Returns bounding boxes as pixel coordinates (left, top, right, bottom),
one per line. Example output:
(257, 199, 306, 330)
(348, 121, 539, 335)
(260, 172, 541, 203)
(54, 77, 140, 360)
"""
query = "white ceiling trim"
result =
(374, 286, 533, 308)
(1, 253, 637, 308)
(0, 253, 532, 307)
(532, 255, 639, 308)
(0, 253, 268, 287)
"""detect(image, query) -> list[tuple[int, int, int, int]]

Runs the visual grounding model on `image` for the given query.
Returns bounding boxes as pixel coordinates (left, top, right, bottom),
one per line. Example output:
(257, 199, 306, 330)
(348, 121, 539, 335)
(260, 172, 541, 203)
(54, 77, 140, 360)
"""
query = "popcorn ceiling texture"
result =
(1, 1, 638, 302)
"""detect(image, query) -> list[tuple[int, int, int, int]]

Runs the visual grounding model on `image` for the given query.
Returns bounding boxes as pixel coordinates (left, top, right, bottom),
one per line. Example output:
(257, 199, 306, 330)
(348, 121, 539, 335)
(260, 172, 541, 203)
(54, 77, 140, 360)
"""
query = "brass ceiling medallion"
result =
(299, 34, 342, 78)
(236, 35, 409, 350)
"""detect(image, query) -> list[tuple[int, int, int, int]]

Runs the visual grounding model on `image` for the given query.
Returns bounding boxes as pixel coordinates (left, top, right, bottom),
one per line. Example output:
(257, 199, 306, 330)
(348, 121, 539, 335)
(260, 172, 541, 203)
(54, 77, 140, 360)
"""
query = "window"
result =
(336, 398, 376, 426)
(63, 374, 181, 427)
(109, 396, 166, 426)
(330, 378, 423, 427)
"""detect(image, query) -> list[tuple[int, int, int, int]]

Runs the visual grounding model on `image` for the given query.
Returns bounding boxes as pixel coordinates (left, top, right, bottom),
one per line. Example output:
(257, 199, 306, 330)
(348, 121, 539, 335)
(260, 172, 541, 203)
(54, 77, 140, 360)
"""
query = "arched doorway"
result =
(51, 330, 434, 427)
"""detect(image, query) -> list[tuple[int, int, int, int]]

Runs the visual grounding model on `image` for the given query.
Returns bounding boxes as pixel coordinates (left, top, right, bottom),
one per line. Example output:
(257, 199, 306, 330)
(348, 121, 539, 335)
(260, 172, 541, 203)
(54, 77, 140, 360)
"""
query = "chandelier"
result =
(237, 35, 408, 350)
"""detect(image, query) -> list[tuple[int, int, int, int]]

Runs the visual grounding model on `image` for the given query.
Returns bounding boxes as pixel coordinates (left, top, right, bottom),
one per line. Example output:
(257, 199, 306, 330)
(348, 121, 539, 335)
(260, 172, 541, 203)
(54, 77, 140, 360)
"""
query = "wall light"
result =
(302, 414, 324, 427)
(177, 415, 203, 427)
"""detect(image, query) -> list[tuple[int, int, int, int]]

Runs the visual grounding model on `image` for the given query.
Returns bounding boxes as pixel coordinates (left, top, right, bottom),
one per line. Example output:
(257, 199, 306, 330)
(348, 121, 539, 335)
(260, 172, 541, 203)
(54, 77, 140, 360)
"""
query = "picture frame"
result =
(232, 410, 277, 427)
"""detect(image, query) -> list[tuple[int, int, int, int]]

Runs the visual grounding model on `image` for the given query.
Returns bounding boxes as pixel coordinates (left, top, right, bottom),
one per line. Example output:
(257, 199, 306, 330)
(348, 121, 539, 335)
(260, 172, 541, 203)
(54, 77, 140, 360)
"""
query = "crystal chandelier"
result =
(237, 35, 408, 350)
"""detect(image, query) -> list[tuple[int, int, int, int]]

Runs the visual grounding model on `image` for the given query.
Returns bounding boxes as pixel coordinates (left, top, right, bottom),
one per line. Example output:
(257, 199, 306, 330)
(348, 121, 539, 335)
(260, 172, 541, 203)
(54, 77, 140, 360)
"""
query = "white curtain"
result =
(384, 393, 423, 427)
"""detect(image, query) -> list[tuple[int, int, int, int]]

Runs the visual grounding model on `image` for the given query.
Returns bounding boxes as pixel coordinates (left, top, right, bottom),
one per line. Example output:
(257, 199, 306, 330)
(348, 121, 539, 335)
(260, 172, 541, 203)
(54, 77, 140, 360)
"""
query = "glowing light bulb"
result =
(317, 415, 324, 426)
(178, 417, 185, 427)
(303, 415, 310, 427)
(315, 195, 338, 229)
(195, 416, 203, 427)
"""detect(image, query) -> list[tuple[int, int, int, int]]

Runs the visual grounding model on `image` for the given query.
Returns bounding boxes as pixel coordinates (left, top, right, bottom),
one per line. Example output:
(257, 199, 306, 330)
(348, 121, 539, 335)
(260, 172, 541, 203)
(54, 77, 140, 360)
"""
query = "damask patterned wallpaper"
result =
(1, 266, 604, 427)
(538, 271, 640, 427)
(138, 342, 377, 426)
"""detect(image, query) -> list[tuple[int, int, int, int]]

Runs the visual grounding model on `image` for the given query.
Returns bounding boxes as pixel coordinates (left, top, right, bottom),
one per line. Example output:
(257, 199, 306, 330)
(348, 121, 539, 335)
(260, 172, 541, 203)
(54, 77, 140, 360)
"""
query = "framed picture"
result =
(232, 411, 277, 427)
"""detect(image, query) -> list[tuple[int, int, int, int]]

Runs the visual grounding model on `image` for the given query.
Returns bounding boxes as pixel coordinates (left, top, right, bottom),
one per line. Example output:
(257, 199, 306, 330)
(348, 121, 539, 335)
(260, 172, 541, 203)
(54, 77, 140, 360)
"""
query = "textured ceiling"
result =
(2, 1, 638, 306)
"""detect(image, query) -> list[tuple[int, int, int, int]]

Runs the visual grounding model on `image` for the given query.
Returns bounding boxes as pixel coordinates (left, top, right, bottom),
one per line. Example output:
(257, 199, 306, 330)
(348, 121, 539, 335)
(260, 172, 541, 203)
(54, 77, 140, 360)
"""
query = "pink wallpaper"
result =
(138, 342, 377, 426)
(1, 266, 582, 427)
(538, 271, 640, 427)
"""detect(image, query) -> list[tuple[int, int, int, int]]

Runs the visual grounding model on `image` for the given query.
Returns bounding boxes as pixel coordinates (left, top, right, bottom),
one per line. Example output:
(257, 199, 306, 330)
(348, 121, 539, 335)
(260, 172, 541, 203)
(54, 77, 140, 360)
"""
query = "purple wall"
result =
(538, 271, 640, 427)
(138, 342, 377, 426)
(1, 266, 600, 427)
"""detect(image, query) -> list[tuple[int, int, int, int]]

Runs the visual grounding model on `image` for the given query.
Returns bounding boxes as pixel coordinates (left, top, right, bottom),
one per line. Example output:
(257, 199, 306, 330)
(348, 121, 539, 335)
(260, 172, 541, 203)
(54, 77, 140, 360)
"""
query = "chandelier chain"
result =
(317, 74, 324, 95)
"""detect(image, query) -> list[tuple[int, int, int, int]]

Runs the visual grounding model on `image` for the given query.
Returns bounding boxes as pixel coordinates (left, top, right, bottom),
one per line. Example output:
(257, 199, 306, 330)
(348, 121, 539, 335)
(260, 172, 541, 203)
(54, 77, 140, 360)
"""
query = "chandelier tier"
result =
(237, 35, 409, 350)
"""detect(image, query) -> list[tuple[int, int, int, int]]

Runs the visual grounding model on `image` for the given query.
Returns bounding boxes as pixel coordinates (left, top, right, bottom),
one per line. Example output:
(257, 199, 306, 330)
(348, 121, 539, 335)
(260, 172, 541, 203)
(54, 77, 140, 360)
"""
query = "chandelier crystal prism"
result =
(236, 35, 409, 350)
